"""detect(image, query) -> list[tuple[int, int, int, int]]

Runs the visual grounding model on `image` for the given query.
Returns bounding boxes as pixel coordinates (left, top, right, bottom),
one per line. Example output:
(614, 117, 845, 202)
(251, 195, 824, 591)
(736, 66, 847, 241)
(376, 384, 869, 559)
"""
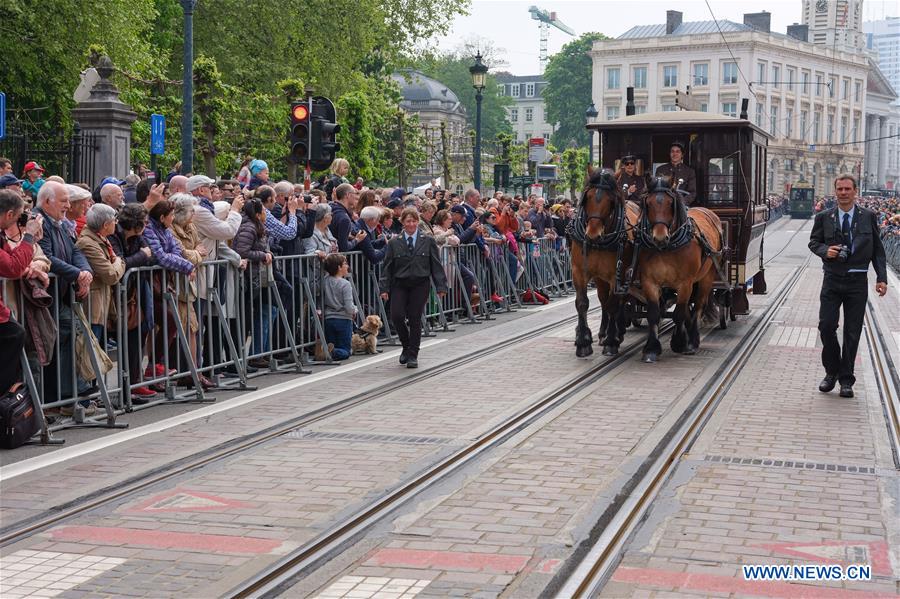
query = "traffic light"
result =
(290, 101, 310, 163)
(309, 97, 341, 171)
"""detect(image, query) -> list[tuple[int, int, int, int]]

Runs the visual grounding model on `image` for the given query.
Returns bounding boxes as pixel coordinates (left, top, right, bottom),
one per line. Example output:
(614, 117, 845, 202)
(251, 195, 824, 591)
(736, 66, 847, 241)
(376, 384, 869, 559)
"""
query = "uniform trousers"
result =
(389, 277, 430, 358)
(818, 272, 867, 386)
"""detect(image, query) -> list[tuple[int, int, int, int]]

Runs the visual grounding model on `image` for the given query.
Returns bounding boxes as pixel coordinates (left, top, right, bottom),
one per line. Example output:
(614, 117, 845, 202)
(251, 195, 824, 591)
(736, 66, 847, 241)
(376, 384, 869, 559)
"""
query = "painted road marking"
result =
(126, 488, 251, 514)
(315, 576, 430, 599)
(612, 566, 892, 598)
(0, 550, 125, 598)
(50, 525, 284, 554)
(757, 540, 892, 577)
(769, 326, 818, 348)
(0, 339, 447, 482)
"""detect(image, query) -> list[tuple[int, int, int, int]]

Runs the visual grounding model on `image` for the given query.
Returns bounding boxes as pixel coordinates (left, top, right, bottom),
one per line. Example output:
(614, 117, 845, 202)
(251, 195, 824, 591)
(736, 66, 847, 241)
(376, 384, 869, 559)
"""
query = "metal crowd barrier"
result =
(3, 234, 576, 447)
(885, 234, 900, 273)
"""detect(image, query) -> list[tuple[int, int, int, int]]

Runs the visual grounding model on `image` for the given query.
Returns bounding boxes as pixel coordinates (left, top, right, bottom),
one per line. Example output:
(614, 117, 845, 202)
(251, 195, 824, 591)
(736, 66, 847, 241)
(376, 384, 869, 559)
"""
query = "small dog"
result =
(352, 315, 383, 354)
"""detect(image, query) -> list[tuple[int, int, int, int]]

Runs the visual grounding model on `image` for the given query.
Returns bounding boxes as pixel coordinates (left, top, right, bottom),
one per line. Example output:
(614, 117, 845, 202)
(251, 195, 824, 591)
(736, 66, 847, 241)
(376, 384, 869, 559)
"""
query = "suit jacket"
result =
(808, 204, 887, 282)
(655, 162, 696, 205)
(379, 234, 448, 294)
(35, 207, 91, 286)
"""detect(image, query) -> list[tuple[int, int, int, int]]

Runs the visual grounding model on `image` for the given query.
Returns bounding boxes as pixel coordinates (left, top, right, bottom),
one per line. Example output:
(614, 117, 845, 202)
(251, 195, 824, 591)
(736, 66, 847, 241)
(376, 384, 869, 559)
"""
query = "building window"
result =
(662, 103, 677, 112)
(800, 110, 808, 142)
(841, 115, 847, 142)
(700, 103, 708, 112)
(842, 79, 849, 100)
(827, 114, 834, 143)
(607, 68, 620, 90)
(854, 81, 861, 102)
(770, 105, 778, 135)
(787, 68, 795, 87)
(815, 74, 823, 96)
(510, 108, 518, 122)
(511, 84, 520, 97)
(723, 62, 738, 85)
(786, 107, 793, 138)
(756, 103, 763, 127)
(525, 107, 533, 122)
(606, 106, 620, 120)
(525, 83, 535, 97)
(543, 132, 550, 140)
(634, 104, 647, 114)
(497, 84, 505, 96)
(802, 71, 810, 94)
(633, 67, 647, 88)
(813, 112, 821, 143)
(772, 65, 780, 88)
(853, 117, 860, 143)
(722, 102, 737, 117)
(828, 77, 836, 98)
(757, 62, 766, 85)
(663, 65, 677, 88)
(784, 158, 794, 171)
(693, 63, 708, 86)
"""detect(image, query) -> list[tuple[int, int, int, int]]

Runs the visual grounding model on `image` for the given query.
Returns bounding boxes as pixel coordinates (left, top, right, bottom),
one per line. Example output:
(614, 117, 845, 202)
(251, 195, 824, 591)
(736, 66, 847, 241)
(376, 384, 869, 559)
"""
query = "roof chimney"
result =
(743, 11, 771, 33)
(666, 10, 682, 35)
(786, 23, 809, 42)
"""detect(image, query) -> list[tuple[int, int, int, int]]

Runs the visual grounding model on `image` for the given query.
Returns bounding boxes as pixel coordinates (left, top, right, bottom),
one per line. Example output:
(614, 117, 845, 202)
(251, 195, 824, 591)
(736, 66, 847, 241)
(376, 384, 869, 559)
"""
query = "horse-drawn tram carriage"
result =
(570, 109, 771, 362)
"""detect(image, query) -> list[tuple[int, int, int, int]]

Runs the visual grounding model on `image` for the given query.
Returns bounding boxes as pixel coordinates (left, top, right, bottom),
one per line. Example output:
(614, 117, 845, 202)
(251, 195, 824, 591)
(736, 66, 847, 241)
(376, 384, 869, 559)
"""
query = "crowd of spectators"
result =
(0, 155, 572, 417)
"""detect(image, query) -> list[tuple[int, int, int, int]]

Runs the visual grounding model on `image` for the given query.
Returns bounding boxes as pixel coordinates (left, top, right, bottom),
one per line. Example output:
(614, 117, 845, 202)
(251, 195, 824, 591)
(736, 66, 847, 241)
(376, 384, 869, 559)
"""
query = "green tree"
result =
(560, 147, 589, 199)
(543, 32, 609, 149)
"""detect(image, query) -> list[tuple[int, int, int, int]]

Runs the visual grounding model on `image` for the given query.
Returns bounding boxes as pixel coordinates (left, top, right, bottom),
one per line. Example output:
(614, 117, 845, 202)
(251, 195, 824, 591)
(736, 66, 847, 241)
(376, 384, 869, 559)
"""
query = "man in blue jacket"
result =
(329, 183, 367, 252)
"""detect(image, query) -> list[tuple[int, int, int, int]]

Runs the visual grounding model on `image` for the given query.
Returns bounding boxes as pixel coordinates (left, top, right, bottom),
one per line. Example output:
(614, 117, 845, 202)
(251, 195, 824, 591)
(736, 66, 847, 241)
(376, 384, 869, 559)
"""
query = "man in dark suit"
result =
(808, 175, 888, 398)
(380, 207, 448, 368)
(655, 141, 696, 205)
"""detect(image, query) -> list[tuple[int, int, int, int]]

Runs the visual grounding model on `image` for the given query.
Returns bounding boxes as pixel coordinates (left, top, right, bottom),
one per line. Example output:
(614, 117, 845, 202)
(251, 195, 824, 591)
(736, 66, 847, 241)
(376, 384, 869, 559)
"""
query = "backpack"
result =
(0, 384, 39, 449)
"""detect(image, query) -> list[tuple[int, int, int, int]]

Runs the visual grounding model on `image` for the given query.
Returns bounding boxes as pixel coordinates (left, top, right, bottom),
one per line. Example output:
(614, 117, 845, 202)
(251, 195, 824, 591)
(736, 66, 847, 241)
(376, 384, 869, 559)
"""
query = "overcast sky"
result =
(434, 0, 898, 75)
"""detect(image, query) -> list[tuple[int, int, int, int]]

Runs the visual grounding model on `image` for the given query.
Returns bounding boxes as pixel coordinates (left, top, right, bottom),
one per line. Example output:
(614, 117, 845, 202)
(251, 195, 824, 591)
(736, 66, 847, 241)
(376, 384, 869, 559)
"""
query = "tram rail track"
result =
(546, 260, 809, 598)
(863, 301, 900, 468)
(0, 305, 599, 548)
(225, 319, 680, 599)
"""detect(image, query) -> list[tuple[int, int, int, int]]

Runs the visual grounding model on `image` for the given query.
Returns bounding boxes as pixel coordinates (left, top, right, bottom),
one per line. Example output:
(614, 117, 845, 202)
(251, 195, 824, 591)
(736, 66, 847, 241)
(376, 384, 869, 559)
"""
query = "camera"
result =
(836, 245, 851, 262)
(17, 212, 35, 228)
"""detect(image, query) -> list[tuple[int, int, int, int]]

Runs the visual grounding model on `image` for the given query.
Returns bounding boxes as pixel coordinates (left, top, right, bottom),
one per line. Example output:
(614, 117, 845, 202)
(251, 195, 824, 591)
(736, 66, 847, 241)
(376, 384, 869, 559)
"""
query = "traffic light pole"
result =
(180, 0, 196, 174)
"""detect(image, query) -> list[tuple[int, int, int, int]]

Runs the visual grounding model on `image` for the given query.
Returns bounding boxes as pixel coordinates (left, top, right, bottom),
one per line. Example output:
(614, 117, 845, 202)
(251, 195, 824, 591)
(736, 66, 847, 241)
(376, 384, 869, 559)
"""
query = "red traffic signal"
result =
(290, 101, 311, 163)
(291, 104, 309, 122)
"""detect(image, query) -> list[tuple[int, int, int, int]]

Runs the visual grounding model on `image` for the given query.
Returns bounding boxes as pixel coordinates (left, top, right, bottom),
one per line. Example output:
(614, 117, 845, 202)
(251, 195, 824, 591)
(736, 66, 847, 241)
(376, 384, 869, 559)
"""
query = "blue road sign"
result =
(0, 92, 6, 140)
(150, 113, 165, 155)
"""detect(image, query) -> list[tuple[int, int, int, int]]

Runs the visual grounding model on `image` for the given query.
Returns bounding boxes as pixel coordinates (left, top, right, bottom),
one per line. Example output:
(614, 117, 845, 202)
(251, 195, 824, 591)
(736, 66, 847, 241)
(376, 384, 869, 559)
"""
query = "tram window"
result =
(707, 157, 735, 205)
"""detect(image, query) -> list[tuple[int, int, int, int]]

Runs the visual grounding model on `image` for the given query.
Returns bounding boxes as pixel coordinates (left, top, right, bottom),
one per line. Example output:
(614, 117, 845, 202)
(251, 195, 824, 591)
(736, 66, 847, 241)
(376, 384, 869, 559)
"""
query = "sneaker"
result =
(522, 289, 535, 303)
(61, 401, 97, 417)
(536, 291, 550, 305)
(132, 386, 157, 398)
(491, 293, 504, 304)
(145, 363, 176, 379)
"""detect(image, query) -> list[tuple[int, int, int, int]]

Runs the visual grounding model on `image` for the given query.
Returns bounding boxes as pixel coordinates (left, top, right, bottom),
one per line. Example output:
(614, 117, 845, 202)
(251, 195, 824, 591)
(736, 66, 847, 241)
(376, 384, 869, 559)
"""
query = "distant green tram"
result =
(789, 181, 815, 219)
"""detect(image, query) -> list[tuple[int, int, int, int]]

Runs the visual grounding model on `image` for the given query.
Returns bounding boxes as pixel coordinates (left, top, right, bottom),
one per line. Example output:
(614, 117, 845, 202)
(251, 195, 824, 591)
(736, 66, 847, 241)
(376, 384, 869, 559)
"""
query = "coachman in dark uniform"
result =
(380, 207, 449, 368)
(808, 175, 888, 398)
(655, 141, 696, 205)
(615, 155, 647, 203)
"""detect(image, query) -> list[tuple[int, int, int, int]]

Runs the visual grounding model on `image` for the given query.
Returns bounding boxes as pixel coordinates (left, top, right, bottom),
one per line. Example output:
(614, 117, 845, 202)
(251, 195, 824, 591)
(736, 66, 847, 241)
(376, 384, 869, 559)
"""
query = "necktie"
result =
(842, 213, 851, 246)
(407, 236, 414, 253)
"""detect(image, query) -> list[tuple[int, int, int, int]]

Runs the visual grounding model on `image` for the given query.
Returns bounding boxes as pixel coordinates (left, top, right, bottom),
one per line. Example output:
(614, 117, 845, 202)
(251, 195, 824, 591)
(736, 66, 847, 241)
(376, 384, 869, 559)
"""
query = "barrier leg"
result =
(270, 282, 308, 373)
(304, 279, 337, 364)
(209, 289, 257, 389)
(163, 292, 215, 404)
(22, 350, 64, 445)
(71, 304, 127, 430)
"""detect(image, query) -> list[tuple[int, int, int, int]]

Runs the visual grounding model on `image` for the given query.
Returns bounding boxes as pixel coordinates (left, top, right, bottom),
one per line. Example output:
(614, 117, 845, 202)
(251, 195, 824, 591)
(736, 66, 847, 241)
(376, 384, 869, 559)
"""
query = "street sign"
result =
(530, 183, 544, 197)
(528, 137, 547, 162)
(675, 86, 701, 111)
(0, 92, 6, 140)
(150, 114, 166, 155)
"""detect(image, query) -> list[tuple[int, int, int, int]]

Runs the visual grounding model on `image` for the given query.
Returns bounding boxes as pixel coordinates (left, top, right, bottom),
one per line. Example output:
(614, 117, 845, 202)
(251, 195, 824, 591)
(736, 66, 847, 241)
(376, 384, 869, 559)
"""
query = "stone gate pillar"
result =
(71, 55, 137, 188)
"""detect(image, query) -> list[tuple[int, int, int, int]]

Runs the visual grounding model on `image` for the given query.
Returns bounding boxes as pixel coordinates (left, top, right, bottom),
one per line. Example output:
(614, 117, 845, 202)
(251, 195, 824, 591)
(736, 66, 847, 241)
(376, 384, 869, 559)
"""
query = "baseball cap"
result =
(99, 176, 126, 188)
(0, 174, 23, 188)
(187, 174, 216, 192)
(386, 198, 403, 209)
(23, 161, 45, 175)
(249, 159, 268, 176)
(450, 205, 466, 215)
(390, 188, 406, 200)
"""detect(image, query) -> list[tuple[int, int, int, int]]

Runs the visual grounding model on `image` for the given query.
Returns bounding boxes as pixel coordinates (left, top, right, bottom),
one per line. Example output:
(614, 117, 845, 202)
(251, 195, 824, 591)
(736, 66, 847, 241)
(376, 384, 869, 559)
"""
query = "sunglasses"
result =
(623, 162, 635, 166)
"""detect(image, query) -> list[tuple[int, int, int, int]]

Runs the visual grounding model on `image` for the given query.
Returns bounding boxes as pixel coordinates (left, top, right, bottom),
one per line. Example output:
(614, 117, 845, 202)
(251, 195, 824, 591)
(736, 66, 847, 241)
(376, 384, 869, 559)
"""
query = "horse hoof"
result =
(576, 345, 594, 358)
(642, 353, 658, 363)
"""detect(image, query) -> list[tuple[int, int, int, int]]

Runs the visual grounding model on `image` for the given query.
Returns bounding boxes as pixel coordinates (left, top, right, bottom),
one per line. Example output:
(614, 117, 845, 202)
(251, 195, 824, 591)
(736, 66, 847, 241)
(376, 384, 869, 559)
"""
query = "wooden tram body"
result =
(588, 110, 772, 324)
(788, 181, 815, 219)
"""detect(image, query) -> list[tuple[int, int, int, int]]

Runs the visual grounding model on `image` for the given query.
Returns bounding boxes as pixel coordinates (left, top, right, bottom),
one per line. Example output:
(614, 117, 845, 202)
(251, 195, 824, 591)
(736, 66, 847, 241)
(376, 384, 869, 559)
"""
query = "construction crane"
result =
(529, 5, 575, 74)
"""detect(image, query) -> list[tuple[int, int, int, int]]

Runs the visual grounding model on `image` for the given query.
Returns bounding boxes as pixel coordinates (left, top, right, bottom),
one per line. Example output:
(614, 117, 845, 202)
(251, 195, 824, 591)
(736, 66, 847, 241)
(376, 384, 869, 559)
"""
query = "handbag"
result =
(0, 384, 39, 449)
(74, 304, 114, 380)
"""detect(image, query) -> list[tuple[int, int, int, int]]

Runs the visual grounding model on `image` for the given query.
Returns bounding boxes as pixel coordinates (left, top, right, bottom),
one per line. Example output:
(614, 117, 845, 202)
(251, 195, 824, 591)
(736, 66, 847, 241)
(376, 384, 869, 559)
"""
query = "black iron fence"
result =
(0, 122, 98, 185)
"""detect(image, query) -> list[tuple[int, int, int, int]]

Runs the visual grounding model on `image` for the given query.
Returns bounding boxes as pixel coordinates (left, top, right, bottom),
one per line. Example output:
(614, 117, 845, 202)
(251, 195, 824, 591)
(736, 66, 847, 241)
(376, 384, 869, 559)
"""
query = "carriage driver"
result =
(655, 141, 697, 205)
(615, 155, 647, 203)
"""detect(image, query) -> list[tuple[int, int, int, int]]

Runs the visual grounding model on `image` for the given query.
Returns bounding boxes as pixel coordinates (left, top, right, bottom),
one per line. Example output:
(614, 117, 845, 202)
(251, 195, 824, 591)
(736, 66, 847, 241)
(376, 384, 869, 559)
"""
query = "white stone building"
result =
(495, 73, 555, 144)
(864, 17, 900, 104)
(589, 10, 884, 196)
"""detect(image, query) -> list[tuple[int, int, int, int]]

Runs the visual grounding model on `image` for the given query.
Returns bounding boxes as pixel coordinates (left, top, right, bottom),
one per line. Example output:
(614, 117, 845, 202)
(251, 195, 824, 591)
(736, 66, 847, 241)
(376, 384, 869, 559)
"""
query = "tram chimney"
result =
(666, 11, 682, 35)
(739, 98, 749, 120)
(626, 87, 635, 116)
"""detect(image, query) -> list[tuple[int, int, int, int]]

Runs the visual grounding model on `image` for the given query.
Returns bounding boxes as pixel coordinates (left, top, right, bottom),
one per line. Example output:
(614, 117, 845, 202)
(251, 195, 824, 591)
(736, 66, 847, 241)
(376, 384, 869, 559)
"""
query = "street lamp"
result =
(469, 52, 488, 192)
(180, 0, 197, 175)
(585, 102, 598, 165)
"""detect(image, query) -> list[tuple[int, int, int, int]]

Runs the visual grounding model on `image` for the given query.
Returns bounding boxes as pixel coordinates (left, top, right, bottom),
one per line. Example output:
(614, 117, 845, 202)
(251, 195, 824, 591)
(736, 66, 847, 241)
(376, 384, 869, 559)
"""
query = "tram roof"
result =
(588, 110, 771, 137)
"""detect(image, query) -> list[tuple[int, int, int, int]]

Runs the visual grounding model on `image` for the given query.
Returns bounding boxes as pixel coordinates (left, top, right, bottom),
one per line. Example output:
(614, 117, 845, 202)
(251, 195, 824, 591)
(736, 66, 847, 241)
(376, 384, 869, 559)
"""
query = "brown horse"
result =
(570, 168, 641, 357)
(632, 177, 724, 363)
